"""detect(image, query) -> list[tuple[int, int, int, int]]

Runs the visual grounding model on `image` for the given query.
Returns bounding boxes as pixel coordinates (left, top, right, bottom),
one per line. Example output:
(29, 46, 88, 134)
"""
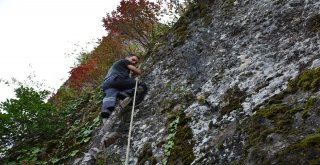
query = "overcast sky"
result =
(0, 0, 122, 102)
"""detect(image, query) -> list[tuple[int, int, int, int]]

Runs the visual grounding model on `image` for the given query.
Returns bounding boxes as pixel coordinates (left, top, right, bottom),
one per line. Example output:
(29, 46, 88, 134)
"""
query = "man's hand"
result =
(127, 65, 143, 75)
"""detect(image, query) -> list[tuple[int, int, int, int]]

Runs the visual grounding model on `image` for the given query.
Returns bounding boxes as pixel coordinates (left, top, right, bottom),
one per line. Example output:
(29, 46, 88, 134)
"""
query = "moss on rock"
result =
(306, 14, 320, 33)
(221, 86, 247, 116)
(137, 142, 157, 165)
(289, 67, 320, 91)
(275, 134, 320, 164)
(264, 67, 320, 108)
(167, 116, 195, 164)
(197, 95, 206, 104)
(242, 67, 320, 163)
(97, 153, 122, 165)
(222, 0, 236, 9)
(171, 2, 210, 47)
(164, 108, 195, 165)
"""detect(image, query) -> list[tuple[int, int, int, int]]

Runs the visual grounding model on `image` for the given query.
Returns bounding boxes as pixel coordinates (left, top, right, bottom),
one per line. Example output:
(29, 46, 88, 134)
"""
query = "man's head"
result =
(126, 54, 140, 64)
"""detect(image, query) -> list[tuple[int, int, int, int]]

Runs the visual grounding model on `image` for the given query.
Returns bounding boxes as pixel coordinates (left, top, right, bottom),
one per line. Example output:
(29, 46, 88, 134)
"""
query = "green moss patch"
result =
(222, 0, 236, 9)
(197, 95, 206, 104)
(257, 105, 296, 131)
(264, 67, 320, 107)
(302, 96, 317, 120)
(275, 134, 320, 164)
(306, 14, 320, 33)
(96, 153, 122, 165)
(242, 67, 320, 163)
(171, 3, 210, 47)
(289, 67, 320, 91)
(244, 105, 303, 150)
(137, 143, 157, 165)
(221, 86, 247, 116)
(163, 109, 195, 165)
(172, 16, 189, 47)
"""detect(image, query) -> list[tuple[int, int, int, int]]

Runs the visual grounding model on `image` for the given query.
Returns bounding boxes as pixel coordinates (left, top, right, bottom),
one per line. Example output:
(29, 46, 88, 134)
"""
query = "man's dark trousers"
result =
(101, 75, 143, 118)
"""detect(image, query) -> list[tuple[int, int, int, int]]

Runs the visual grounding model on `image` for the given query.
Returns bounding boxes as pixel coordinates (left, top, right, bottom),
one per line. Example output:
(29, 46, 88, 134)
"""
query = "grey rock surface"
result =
(98, 0, 320, 164)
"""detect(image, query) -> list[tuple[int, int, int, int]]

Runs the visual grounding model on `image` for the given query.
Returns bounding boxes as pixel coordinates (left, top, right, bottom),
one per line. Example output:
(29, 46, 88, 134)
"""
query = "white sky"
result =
(0, 0, 122, 102)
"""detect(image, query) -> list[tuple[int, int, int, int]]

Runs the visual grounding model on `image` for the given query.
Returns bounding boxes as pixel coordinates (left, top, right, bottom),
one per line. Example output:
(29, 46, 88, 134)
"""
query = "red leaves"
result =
(102, 0, 161, 47)
(68, 58, 98, 89)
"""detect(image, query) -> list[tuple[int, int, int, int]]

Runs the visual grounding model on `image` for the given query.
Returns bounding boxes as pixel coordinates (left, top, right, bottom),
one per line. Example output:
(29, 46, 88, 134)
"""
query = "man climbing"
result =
(101, 54, 147, 118)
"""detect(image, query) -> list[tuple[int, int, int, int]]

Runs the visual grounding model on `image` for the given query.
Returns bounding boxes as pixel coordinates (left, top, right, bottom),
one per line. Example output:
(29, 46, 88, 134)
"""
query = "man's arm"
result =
(127, 65, 143, 75)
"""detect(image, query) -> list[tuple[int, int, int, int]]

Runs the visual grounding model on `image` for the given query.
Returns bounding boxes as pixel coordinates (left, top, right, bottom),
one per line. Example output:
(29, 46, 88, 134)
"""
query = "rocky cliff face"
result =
(102, 0, 320, 164)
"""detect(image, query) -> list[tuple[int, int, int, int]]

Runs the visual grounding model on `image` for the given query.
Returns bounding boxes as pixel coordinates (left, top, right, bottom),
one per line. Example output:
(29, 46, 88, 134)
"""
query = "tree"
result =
(102, 0, 161, 48)
(68, 58, 98, 89)
(0, 86, 58, 154)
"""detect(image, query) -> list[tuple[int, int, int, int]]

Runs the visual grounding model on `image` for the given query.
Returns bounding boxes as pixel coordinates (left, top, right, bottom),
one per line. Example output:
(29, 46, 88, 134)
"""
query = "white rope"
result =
(125, 78, 139, 165)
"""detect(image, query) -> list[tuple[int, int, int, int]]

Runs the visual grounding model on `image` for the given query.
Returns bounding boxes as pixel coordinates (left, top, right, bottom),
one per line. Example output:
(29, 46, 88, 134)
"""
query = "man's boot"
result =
(100, 107, 114, 119)
(101, 110, 111, 118)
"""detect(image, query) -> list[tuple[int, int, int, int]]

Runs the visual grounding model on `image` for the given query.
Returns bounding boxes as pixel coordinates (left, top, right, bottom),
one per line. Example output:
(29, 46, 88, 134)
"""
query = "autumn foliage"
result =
(68, 58, 97, 88)
(102, 0, 161, 47)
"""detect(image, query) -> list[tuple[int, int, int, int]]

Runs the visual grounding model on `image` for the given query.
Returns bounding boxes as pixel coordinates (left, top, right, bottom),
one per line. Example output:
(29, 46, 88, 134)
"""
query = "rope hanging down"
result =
(125, 78, 139, 165)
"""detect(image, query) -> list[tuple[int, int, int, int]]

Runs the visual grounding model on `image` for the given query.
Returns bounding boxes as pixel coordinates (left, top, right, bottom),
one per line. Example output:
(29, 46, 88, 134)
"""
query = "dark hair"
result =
(128, 53, 140, 59)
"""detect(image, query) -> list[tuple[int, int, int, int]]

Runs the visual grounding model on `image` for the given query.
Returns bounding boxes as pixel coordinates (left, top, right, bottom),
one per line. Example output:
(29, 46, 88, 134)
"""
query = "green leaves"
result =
(50, 157, 61, 164)
(31, 147, 42, 154)
(0, 85, 58, 154)
(69, 150, 80, 157)
(163, 116, 180, 165)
